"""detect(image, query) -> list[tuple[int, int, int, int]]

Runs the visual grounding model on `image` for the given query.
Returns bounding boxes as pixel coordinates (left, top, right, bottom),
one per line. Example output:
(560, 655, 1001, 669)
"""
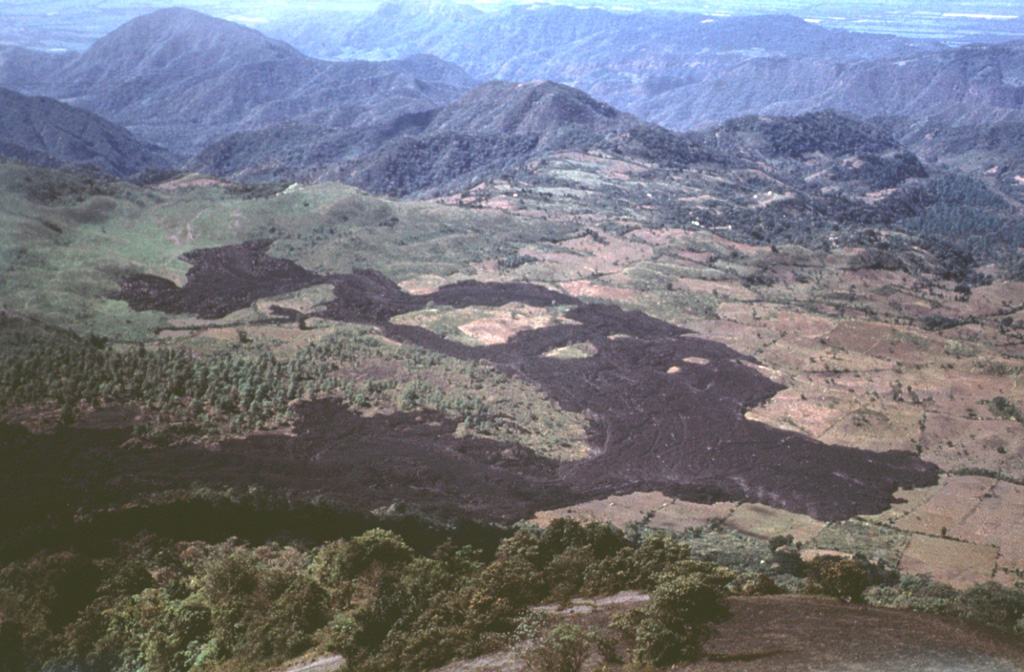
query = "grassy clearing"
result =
(0, 165, 581, 341)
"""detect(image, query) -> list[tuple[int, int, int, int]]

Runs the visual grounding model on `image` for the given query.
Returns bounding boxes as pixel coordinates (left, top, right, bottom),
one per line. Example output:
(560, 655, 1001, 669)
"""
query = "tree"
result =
(628, 574, 730, 666)
(522, 623, 590, 672)
(804, 555, 870, 603)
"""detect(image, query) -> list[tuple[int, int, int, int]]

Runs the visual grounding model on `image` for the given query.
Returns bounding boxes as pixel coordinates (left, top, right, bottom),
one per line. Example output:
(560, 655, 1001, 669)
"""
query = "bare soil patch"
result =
(688, 595, 1024, 672)
(436, 595, 1024, 672)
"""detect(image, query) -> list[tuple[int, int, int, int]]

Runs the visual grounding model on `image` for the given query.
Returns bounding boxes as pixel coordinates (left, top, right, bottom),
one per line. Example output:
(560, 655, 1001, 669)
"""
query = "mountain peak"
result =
(430, 80, 626, 136)
(66, 7, 303, 84)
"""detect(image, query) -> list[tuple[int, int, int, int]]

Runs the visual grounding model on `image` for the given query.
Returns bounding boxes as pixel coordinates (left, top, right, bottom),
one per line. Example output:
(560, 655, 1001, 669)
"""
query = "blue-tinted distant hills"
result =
(263, 2, 1024, 133)
(1, 8, 476, 158)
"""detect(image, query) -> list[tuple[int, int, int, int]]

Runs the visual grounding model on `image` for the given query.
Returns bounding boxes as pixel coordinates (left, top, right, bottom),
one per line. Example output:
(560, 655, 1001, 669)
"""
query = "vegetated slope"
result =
(188, 79, 650, 193)
(896, 117, 1024, 207)
(188, 79, 790, 196)
(195, 98, 1024, 277)
(0, 8, 475, 158)
(804, 42, 1024, 126)
(0, 87, 170, 178)
(543, 108, 1024, 280)
(413, 79, 630, 138)
(623, 41, 1024, 131)
(6, 6, 1022, 195)
(359, 96, 1024, 281)
(57, 7, 303, 86)
(336, 80, 711, 196)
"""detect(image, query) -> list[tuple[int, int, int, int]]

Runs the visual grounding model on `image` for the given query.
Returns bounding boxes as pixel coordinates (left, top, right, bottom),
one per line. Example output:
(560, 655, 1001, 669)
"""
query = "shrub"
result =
(626, 574, 730, 666)
(804, 556, 871, 603)
(37, 553, 103, 632)
(521, 623, 591, 672)
(771, 544, 805, 577)
(735, 572, 784, 596)
(957, 582, 1024, 636)
(544, 547, 596, 604)
(579, 551, 635, 597)
(865, 574, 958, 613)
(496, 524, 543, 566)
(988, 396, 1023, 423)
(310, 540, 355, 608)
(99, 557, 154, 597)
(628, 532, 694, 590)
(330, 529, 414, 580)
(459, 557, 542, 635)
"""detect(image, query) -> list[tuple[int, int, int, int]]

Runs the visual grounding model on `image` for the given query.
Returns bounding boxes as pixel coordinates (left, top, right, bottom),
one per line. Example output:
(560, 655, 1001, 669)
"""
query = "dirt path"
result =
(277, 655, 343, 672)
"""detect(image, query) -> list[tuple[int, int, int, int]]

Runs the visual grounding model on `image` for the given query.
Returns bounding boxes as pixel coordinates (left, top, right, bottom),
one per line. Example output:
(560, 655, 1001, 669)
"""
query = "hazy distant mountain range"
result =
(3, 4, 1024, 191)
(0, 8, 475, 159)
(270, 2, 1024, 132)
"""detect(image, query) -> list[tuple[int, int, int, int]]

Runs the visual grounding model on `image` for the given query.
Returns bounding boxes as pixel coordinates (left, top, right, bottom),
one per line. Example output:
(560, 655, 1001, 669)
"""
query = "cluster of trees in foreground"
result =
(1, 516, 1022, 672)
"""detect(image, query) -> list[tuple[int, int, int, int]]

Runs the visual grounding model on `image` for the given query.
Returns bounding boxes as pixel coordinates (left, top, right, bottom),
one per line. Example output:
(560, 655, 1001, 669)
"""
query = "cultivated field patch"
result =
(950, 480, 1024, 576)
(722, 503, 827, 544)
(899, 534, 999, 589)
(809, 518, 910, 567)
(894, 475, 997, 537)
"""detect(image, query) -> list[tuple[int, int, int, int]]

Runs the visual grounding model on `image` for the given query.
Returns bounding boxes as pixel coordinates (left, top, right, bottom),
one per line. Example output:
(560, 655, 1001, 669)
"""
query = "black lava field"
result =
(111, 242, 940, 523)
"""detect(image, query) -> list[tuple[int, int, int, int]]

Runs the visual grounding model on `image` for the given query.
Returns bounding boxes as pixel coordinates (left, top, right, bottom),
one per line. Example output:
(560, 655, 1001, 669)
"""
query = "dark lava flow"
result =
(114, 242, 940, 522)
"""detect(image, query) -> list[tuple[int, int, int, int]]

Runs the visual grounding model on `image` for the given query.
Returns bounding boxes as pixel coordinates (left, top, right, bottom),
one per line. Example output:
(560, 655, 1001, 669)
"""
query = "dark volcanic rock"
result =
(116, 243, 940, 522)
(225, 404, 568, 522)
(114, 240, 324, 319)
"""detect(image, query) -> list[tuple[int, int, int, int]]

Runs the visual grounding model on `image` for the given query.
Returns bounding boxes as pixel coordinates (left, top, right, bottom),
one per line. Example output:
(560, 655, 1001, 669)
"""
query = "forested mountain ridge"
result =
(4, 6, 1024, 193)
(187, 79, 648, 190)
(0, 87, 170, 178)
